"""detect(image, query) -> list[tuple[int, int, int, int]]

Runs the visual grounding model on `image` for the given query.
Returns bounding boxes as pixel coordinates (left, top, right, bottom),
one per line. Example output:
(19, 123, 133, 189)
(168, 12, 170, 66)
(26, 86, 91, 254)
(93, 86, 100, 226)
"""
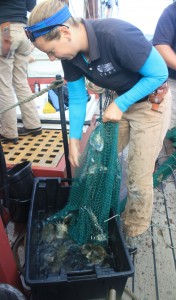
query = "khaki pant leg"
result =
(168, 78, 176, 129)
(0, 54, 18, 138)
(11, 24, 41, 129)
(118, 117, 130, 202)
(118, 116, 130, 153)
(122, 89, 172, 237)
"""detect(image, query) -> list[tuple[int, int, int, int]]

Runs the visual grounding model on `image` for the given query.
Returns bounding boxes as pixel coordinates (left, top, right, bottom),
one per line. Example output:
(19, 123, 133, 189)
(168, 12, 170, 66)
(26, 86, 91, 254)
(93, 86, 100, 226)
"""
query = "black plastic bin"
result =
(7, 161, 34, 222)
(9, 198, 31, 223)
(7, 161, 34, 200)
(25, 178, 134, 300)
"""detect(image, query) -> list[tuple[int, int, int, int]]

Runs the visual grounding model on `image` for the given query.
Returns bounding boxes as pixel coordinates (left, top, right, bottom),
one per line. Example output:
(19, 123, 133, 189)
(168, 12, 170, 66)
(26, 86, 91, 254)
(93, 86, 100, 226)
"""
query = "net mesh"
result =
(46, 121, 122, 245)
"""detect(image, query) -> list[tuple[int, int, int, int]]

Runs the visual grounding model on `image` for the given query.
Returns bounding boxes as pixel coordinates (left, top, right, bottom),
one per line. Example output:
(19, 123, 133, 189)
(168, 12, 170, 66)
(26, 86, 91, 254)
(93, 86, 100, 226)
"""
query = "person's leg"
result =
(12, 24, 41, 130)
(118, 116, 130, 204)
(122, 90, 172, 237)
(118, 116, 130, 153)
(168, 78, 176, 129)
(0, 50, 18, 139)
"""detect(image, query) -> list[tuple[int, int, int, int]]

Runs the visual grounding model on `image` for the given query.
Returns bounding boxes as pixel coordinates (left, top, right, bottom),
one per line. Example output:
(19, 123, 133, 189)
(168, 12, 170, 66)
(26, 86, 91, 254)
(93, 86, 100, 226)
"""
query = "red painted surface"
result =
(32, 155, 67, 178)
(0, 217, 22, 290)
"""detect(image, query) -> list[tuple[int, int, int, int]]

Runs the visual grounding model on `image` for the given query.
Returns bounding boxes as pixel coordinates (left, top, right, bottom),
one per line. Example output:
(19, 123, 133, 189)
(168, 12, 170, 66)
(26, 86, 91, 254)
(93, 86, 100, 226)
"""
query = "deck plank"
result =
(122, 137, 176, 300)
(151, 185, 176, 300)
(133, 240, 156, 299)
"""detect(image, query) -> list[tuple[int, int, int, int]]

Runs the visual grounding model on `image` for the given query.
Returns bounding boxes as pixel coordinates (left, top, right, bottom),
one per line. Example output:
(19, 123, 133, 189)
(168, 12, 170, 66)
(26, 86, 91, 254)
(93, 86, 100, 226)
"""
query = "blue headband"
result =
(25, 5, 72, 40)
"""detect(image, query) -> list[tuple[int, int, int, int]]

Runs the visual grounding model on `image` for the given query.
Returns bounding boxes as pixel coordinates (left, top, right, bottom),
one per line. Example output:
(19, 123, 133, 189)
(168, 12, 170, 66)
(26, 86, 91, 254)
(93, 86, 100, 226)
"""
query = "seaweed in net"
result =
(44, 121, 121, 245)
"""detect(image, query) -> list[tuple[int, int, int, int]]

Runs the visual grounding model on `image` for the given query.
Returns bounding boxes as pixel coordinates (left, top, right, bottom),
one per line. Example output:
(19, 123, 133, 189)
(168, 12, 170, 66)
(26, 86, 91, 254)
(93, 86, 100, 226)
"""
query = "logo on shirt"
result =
(97, 62, 116, 76)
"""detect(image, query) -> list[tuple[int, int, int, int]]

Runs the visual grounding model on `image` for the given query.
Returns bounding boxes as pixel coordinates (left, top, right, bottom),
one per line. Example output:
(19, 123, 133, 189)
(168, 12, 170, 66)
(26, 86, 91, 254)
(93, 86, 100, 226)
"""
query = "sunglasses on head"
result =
(24, 24, 69, 42)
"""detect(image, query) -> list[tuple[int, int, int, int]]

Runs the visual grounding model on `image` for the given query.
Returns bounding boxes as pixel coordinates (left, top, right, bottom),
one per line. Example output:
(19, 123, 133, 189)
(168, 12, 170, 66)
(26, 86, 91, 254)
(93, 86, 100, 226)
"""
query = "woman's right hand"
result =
(69, 138, 81, 167)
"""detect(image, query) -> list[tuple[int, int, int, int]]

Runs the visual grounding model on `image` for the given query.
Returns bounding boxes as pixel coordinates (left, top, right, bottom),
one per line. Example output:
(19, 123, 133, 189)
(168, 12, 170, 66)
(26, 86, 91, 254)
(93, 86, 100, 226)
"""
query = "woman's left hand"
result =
(102, 102, 123, 122)
(69, 138, 80, 167)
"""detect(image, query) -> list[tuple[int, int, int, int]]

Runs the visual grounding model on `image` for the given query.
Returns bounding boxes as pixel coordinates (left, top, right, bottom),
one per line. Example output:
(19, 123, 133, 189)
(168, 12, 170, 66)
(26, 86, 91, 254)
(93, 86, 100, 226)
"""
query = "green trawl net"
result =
(45, 121, 122, 245)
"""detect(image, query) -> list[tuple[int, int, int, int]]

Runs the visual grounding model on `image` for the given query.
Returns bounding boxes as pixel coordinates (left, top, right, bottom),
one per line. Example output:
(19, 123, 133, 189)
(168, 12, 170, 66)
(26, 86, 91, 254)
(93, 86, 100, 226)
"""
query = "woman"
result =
(25, 0, 171, 245)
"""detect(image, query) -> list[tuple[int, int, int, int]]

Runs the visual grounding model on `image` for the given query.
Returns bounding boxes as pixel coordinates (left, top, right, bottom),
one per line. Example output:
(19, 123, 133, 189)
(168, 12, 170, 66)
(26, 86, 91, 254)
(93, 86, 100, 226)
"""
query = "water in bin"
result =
(7, 161, 34, 222)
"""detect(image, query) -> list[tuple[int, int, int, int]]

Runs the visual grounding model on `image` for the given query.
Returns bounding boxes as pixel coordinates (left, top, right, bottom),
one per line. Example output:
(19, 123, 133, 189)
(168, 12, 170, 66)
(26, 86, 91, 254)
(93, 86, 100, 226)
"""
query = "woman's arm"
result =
(67, 76, 88, 167)
(103, 47, 168, 122)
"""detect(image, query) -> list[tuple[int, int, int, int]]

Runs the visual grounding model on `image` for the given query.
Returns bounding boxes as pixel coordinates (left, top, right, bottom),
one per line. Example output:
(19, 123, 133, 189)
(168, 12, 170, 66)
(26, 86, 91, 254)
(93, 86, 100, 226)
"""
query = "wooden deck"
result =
(122, 137, 176, 300)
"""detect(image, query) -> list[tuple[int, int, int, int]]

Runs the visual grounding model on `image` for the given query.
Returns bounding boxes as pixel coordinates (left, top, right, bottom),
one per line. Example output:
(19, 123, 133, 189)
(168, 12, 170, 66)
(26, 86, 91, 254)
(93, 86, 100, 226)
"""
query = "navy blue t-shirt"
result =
(62, 18, 152, 95)
(0, 0, 36, 25)
(153, 3, 176, 79)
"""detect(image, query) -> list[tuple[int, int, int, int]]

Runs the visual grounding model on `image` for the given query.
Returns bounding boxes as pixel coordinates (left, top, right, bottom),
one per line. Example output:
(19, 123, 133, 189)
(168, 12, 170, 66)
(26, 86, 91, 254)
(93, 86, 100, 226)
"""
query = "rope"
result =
(12, 229, 26, 275)
(0, 78, 64, 114)
(123, 287, 141, 300)
(86, 79, 105, 94)
(92, 0, 96, 19)
(84, 0, 91, 18)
